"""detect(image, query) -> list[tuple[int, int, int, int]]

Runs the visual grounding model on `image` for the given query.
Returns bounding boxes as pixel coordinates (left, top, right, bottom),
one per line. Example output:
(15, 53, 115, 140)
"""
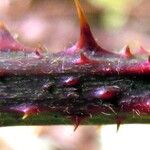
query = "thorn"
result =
(75, 52, 98, 64)
(76, 52, 91, 64)
(0, 22, 16, 47)
(71, 115, 83, 131)
(74, 0, 88, 29)
(35, 49, 43, 59)
(37, 42, 48, 53)
(74, 116, 81, 131)
(66, 1, 113, 55)
(74, 0, 99, 51)
(80, 52, 89, 61)
(115, 115, 125, 132)
(117, 123, 121, 132)
(22, 105, 39, 119)
(10, 104, 40, 119)
(120, 45, 133, 58)
(0, 21, 42, 55)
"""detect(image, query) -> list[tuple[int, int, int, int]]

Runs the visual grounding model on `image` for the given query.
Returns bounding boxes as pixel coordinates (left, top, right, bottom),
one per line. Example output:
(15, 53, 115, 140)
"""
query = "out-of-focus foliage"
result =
(89, 0, 142, 28)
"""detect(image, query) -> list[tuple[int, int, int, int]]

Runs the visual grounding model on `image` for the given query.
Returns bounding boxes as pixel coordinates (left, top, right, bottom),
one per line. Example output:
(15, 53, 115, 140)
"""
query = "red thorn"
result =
(63, 0, 110, 54)
(0, 21, 42, 58)
(34, 49, 43, 59)
(115, 115, 125, 132)
(71, 116, 83, 131)
(74, 117, 80, 131)
(75, 52, 98, 65)
(10, 104, 40, 119)
(120, 45, 133, 59)
(74, 0, 98, 50)
(35, 43, 47, 57)
(65, 1, 116, 56)
(22, 105, 40, 119)
(0, 22, 19, 51)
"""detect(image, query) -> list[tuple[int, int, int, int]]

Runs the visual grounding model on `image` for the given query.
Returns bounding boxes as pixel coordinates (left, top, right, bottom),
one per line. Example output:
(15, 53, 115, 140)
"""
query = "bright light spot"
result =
(21, 18, 46, 41)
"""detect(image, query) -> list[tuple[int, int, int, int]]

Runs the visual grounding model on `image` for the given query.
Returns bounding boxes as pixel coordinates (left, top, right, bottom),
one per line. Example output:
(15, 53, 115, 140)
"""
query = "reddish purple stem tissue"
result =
(0, 0, 149, 130)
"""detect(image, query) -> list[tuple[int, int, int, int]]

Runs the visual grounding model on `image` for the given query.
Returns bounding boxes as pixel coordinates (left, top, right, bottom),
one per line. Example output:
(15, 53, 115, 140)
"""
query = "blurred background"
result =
(0, 0, 150, 149)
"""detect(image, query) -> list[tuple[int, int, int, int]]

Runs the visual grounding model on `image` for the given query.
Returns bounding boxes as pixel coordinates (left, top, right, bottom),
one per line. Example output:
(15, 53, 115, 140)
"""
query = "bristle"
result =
(120, 95, 150, 114)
